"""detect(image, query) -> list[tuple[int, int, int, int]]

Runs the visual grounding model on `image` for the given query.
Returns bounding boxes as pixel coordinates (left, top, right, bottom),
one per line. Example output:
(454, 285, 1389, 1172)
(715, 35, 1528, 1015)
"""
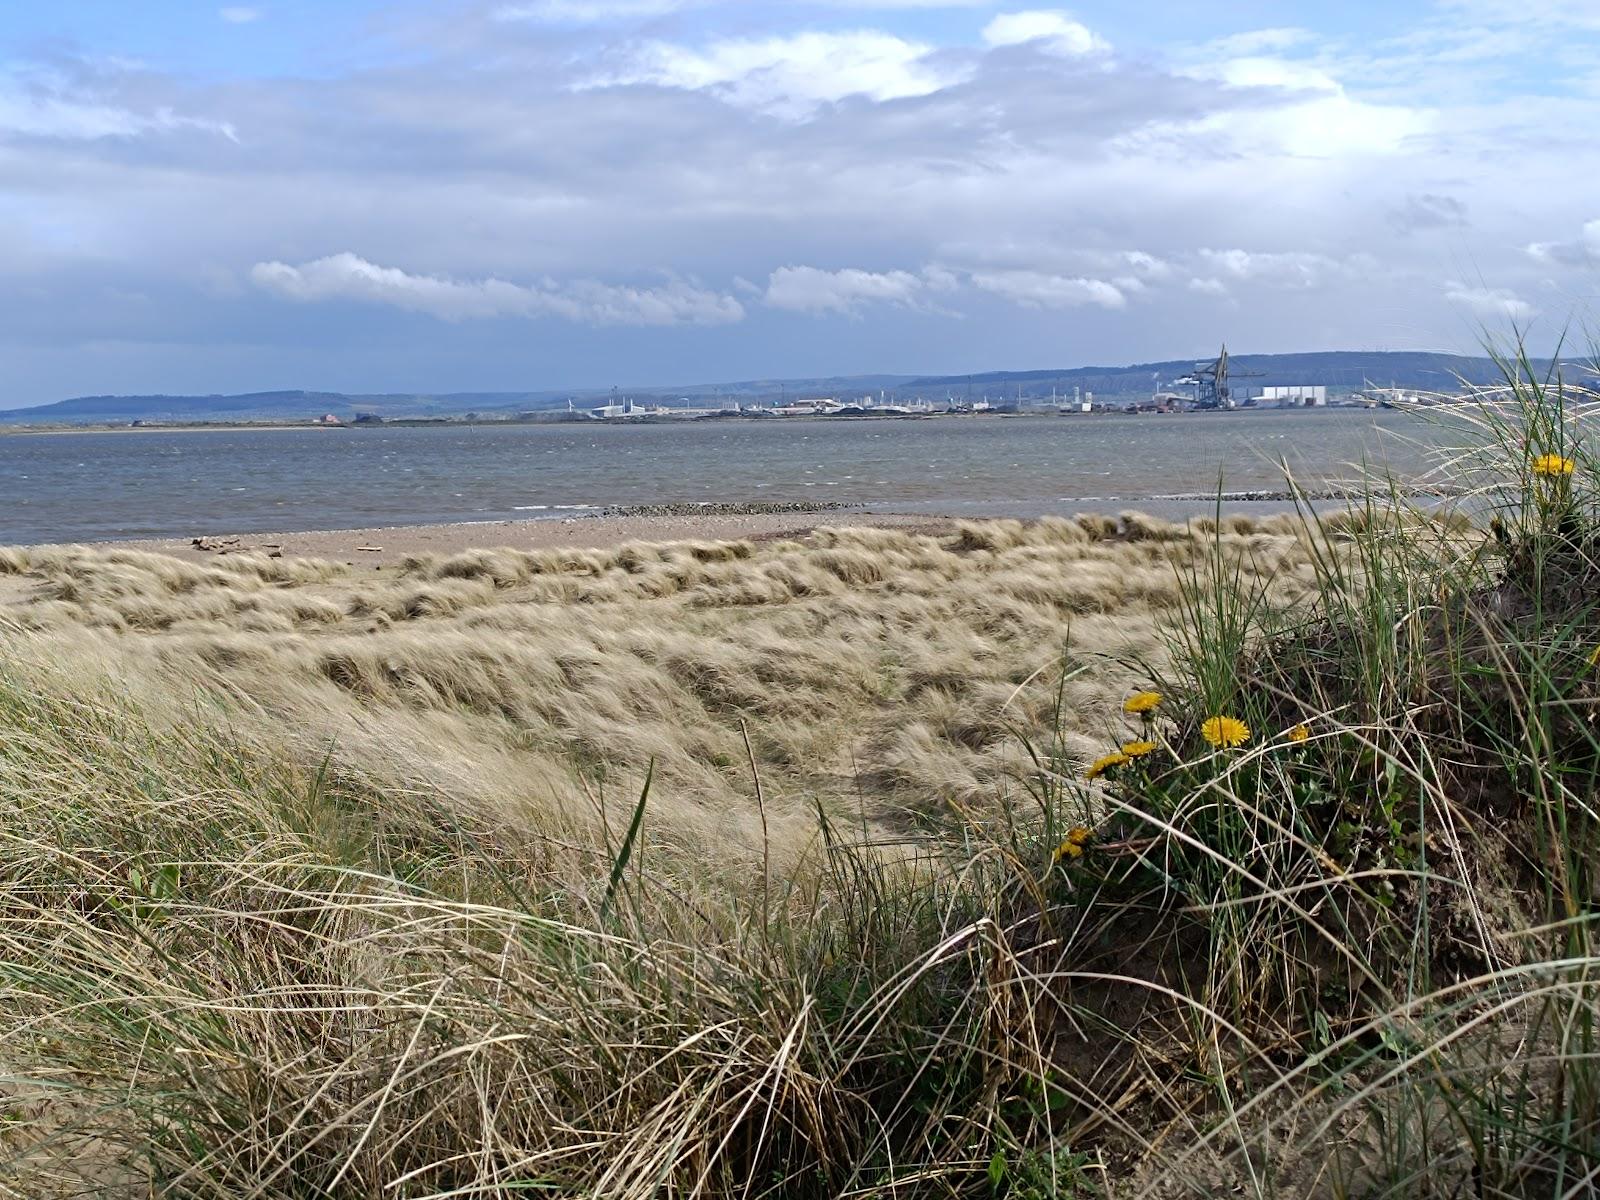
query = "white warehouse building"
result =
(1255, 385, 1328, 406)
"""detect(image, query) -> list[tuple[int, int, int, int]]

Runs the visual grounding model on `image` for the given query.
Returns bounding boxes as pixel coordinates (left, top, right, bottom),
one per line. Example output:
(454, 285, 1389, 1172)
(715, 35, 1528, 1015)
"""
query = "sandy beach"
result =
(101, 509, 962, 566)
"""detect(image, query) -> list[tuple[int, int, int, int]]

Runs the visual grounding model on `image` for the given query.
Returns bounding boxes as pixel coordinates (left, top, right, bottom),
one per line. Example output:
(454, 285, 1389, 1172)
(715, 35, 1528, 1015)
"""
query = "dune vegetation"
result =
(3, 361, 1600, 1197)
(0, 510, 1325, 865)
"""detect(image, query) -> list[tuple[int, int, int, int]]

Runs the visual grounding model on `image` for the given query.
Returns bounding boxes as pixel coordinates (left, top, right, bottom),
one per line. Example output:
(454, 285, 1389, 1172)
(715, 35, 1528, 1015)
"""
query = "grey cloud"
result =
(1527, 219, 1600, 268)
(0, 31, 1255, 293)
(1388, 193, 1469, 234)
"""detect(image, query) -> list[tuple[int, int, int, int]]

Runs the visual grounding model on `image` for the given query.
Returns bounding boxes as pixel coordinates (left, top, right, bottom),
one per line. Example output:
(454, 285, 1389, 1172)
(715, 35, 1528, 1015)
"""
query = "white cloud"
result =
(1198, 249, 1339, 288)
(1156, 54, 1433, 158)
(0, 83, 237, 141)
(1188, 277, 1230, 297)
(1445, 285, 1536, 321)
(764, 265, 928, 314)
(219, 6, 262, 23)
(969, 270, 1126, 309)
(1527, 218, 1600, 267)
(981, 10, 1109, 57)
(765, 262, 1172, 315)
(766, 264, 1143, 315)
(251, 253, 744, 326)
(1213, 56, 1343, 95)
(1119, 251, 1173, 280)
(598, 31, 959, 114)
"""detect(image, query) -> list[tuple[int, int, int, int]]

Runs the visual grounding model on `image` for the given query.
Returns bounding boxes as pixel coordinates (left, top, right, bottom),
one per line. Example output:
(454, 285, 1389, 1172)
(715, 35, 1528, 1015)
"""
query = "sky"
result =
(3, 0, 1599, 404)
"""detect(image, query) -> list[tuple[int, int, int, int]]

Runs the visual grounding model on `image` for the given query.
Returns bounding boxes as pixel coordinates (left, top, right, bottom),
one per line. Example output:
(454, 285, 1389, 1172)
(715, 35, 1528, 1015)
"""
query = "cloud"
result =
(981, 10, 1109, 57)
(1118, 251, 1173, 280)
(219, 6, 262, 23)
(1213, 56, 1338, 94)
(0, 90, 237, 141)
(968, 270, 1126, 309)
(1445, 285, 1535, 321)
(765, 260, 1184, 315)
(764, 266, 928, 314)
(251, 253, 744, 326)
(1388, 193, 1469, 234)
(1527, 218, 1600, 267)
(1154, 53, 1434, 159)
(1197, 249, 1340, 288)
(594, 31, 960, 114)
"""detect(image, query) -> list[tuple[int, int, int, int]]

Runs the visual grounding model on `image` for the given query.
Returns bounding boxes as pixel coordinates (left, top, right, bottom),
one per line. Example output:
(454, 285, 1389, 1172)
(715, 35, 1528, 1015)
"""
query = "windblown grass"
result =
(0, 512, 1322, 862)
(4, 355, 1600, 1197)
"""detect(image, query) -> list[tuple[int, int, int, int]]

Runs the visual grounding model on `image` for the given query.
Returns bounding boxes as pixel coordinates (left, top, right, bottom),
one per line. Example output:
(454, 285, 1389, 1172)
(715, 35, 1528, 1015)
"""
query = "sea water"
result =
(0, 408, 1439, 545)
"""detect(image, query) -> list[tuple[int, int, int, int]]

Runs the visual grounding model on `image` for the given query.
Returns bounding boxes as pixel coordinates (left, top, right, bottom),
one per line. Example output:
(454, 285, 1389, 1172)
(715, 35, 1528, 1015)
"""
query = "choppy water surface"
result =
(2, 409, 1441, 544)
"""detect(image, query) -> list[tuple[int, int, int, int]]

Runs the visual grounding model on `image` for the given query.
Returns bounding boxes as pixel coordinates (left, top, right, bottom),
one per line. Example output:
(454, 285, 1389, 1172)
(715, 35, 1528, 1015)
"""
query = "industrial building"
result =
(1254, 385, 1328, 407)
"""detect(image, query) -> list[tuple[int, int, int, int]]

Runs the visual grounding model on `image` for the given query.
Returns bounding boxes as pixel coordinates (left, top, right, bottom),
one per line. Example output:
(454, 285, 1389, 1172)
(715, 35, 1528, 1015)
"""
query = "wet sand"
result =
(101, 511, 961, 567)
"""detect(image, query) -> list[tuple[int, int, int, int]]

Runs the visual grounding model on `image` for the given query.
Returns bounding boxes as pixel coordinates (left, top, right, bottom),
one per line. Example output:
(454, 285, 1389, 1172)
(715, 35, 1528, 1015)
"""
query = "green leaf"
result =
(988, 1150, 1008, 1193)
(600, 760, 652, 925)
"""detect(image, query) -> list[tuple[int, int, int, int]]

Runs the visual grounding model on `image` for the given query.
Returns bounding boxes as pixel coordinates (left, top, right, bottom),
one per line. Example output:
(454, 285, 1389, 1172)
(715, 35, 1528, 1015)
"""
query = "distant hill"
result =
(0, 390, 356, 424)
(0, 390, 560, 425)
(0, 378, 920, 424)
(905, 351, 1571, 400)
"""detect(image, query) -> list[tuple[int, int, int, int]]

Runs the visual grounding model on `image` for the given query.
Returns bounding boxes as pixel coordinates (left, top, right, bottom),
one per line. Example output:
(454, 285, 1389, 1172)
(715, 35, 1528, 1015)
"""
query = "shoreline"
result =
(17, 488, 1455, 565)
(0, 407, 1385, 437)
(84, 509, 965, 566)
(0, 423, 346, 437)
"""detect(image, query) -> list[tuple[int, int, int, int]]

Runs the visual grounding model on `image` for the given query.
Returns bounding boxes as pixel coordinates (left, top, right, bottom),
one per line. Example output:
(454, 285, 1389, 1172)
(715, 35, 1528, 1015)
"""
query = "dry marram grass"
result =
(0, 514, 1318, 864)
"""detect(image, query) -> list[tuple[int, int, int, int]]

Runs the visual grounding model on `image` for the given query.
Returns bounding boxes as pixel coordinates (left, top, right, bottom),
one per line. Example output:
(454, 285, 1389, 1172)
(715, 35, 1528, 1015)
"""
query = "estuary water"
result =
(1, 409, 1440, 545)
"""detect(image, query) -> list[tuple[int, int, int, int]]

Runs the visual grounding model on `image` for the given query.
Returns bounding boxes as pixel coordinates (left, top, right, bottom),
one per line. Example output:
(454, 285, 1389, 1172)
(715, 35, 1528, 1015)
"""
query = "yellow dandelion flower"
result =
(1121, 739, 1159, 757)
(1085, 751, 1132, 781)
(1533, 453, 1576, 478)
(1201, 715, 1251, 748)
(1053, 826, 1093, 862)
(1285, 724, 1310, 744)
(1123, 691, 1163, 715)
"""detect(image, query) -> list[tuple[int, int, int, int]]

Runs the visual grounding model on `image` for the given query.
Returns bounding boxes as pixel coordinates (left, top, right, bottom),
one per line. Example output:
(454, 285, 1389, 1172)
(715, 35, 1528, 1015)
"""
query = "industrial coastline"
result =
(0, 397, 1435, 435)
(1, 347, 1481, 433)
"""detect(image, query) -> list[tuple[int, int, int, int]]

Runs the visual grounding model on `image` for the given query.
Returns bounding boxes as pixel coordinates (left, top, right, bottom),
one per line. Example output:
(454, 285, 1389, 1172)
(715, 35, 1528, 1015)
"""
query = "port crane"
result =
(1173, 344, 1264, 409)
